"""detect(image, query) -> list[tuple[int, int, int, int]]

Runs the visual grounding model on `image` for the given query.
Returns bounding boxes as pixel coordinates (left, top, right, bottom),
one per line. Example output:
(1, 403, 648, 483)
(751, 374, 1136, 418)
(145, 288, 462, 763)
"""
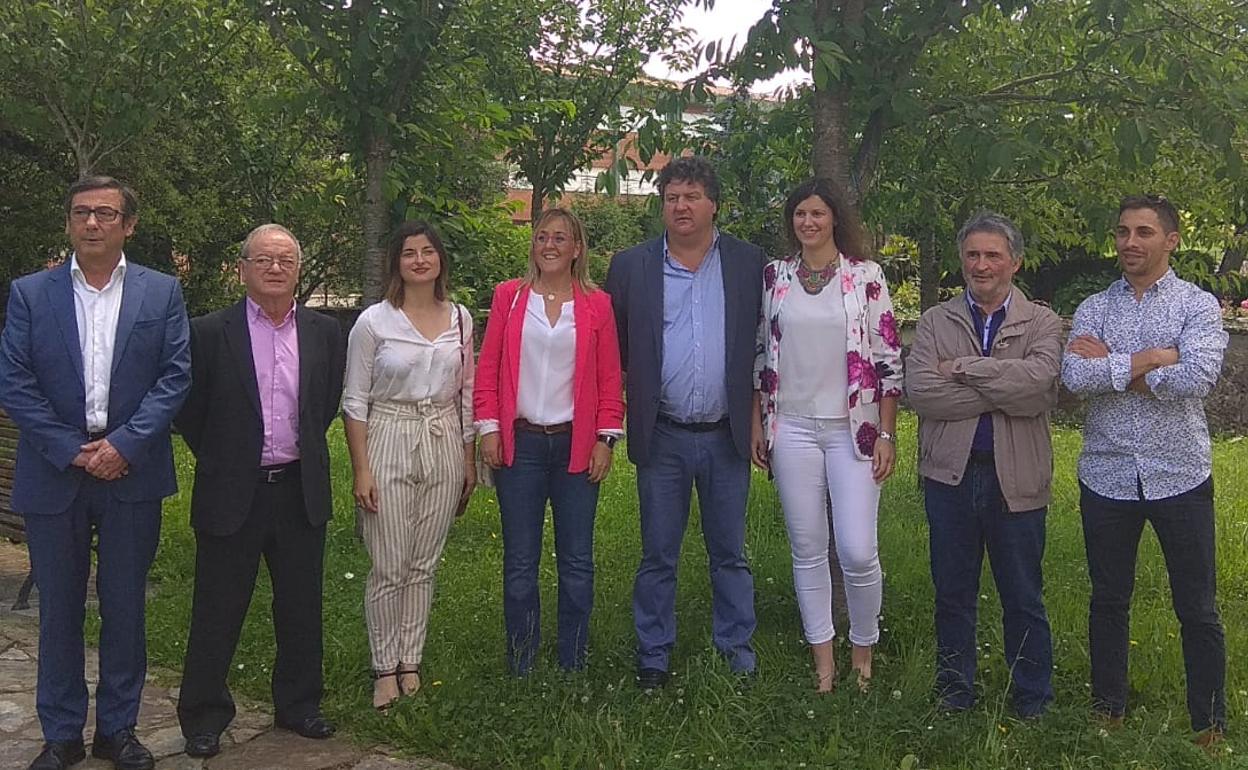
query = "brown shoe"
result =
(1194, 727, 1224, 753)
(1092, 712, 1124, 730)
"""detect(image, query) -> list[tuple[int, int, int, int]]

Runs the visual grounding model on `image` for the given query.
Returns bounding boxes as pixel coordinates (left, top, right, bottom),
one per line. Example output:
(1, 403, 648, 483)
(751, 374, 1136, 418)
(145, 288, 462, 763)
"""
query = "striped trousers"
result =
(361, 399, 463, 673)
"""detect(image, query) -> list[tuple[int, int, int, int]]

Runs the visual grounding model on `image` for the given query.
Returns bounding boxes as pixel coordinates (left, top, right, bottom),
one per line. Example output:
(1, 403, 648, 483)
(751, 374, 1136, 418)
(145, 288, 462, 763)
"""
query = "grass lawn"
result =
(142, 411, 1248, 769)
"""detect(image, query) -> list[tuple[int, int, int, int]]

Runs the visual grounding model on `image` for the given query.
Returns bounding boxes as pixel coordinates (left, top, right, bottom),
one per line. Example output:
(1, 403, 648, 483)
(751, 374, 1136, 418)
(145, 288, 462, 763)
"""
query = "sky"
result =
(642, 0, 811, 95)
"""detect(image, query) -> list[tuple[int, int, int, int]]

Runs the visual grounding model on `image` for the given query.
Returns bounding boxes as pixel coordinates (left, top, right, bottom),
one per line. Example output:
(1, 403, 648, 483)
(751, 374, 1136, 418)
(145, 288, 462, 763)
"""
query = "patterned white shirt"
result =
(1061, 270, 1227, 500)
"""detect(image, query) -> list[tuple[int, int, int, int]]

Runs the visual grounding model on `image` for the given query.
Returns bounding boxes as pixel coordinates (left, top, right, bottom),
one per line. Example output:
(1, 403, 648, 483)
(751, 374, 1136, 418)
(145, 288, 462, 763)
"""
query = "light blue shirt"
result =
(659, 232, 727, 422)
(1061, 270, 1227, 500)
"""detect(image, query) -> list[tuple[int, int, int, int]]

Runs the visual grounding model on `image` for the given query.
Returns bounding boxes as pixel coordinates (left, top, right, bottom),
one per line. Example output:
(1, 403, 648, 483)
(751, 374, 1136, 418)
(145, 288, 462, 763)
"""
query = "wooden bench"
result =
(0, 408, 35, 610)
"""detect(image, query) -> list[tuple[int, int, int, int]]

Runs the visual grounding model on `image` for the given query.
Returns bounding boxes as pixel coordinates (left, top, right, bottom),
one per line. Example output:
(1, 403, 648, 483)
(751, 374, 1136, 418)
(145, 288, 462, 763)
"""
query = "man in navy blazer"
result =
(604, 157, 765, 688)
(0, 176, 190, 770)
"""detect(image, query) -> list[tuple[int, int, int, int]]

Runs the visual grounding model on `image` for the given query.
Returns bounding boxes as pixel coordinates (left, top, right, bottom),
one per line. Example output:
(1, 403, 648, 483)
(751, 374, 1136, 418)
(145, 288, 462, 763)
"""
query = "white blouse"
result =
(777, 283, 849, 418)
(516, 292, 577, 426)
(341, 300, 475, 441)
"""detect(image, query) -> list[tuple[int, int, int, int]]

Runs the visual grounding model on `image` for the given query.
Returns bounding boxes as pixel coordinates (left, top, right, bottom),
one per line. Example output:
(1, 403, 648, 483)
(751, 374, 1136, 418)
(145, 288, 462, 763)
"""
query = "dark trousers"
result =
(924, 455, 1053, 716)
(633, 420, 756, 673)
(177, 474, 326, 737)
(24, 480, 161, 742)
(1081, 476, 1225, 732)
(494, 430, 600, 673)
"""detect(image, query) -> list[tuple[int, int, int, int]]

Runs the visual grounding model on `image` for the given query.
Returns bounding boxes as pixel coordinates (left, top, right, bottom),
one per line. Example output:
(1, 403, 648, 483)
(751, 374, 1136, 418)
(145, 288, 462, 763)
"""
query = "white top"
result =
(70, 253, 127, 432)
(341, 300, 475, 442)
(777, 282, 849, 418)
(477, 292, 576, 435)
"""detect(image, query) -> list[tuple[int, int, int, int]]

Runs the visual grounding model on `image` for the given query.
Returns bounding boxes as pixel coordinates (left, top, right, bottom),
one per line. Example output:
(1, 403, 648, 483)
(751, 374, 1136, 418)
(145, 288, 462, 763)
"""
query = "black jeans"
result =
(1080, 476, 1225, 732)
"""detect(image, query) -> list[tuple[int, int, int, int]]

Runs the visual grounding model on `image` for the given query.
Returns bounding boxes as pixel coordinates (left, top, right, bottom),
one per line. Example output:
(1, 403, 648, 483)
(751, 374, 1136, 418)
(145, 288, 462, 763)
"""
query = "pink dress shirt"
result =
(247, 298, 301, 465)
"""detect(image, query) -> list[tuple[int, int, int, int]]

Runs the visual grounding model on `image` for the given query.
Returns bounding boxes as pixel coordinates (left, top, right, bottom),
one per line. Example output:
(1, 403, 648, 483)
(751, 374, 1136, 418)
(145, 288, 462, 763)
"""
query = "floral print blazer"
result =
(753, 253, 904, 460)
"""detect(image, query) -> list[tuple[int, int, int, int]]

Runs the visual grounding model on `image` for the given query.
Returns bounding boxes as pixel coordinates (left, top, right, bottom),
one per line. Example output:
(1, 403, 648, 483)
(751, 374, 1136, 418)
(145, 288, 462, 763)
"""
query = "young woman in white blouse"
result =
(341, 221, 476, 710)
(474, 207, 624, 675)
(751, 179, 904, 693)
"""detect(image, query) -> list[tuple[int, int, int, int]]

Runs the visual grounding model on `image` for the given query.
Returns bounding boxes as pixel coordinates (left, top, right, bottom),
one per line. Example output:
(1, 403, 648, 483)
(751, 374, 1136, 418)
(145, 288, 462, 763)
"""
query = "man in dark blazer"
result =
(173, 224, 345, 758)
(604, 156, 765, 689)
(0, 176, 191, 770)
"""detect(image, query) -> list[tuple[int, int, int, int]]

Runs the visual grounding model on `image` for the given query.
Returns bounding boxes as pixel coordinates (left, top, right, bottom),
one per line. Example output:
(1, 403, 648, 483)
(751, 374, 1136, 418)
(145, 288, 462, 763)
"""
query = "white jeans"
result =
(771, 414, 882, 646)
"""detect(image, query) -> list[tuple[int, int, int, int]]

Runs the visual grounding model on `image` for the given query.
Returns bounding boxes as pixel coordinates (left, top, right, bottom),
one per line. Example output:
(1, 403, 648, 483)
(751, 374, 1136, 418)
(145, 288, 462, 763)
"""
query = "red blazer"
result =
(474, 278, 625, 473)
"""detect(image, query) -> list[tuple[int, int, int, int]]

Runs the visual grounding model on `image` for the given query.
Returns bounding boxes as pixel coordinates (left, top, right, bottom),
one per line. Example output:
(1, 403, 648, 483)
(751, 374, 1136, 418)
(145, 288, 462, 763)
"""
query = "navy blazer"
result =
(174, 300, 345, 537)
(604, 233, 765, 465)
(0, 261, 191, 515)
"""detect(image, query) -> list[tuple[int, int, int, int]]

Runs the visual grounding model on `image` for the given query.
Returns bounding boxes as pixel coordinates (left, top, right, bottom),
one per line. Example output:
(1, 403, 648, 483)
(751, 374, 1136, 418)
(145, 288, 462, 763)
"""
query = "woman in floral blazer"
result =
(750, 178, 903, 692)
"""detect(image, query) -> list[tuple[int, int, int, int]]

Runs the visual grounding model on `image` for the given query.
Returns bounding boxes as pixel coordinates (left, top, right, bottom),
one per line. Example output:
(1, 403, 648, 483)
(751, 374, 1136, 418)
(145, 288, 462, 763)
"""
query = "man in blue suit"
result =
(604, 157, 765, 688)
(0, 176, 191, 770)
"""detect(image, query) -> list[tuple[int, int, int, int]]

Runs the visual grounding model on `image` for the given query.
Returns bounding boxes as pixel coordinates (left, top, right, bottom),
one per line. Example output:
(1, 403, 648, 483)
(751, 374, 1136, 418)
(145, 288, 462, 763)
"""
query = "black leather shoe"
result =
(184, 733, 221, 758)
(636, 667, 670, 690)
(27, 740, 85, 770)
(275, 715, 336, 739)
(90, 728, 154, 770)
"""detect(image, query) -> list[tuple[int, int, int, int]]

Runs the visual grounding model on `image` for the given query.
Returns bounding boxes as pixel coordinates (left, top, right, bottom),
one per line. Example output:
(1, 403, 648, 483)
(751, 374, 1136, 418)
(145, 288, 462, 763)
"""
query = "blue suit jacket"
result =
(0, 261, 191, 515)
(604, 233, 765, 465)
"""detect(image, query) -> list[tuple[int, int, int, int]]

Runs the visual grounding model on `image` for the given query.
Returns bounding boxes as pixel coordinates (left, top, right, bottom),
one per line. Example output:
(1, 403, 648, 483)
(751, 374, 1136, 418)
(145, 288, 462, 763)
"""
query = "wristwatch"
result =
(878, 430, 895, 443)
(597, 435, 618, 449)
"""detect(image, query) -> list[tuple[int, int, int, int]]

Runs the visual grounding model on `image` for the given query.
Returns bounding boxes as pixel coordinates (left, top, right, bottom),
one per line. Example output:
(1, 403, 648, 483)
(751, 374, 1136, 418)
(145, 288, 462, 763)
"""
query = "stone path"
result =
(0, 541, 462, 770)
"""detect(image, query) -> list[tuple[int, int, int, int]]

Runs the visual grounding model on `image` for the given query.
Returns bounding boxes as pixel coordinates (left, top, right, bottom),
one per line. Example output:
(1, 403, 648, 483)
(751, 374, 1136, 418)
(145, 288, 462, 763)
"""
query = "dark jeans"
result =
(633, 419, 756, 673)
(1081, 476, 1225, 732)
(924, 455, 1054, 716)
(494, 430, 600, 673)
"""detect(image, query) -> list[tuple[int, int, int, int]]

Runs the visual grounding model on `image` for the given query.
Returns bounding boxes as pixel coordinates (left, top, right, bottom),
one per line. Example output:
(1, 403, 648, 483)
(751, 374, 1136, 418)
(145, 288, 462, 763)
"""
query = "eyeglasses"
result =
(243, 256, 299, 271)
(69, 206, 123, 224)
(534, 233, 572, 247)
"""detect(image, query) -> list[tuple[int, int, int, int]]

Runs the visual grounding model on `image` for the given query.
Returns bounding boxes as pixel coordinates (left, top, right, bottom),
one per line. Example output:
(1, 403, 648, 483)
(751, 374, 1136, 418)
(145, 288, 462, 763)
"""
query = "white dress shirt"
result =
(341, 301, 475, 442)
(70, 254, 127, 432)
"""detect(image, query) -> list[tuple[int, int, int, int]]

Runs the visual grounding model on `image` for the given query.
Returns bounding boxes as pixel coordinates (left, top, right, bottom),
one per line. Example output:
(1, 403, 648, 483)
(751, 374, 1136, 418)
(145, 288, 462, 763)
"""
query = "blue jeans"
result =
(633, 420, 756, 673)
(494, 430, 600, 673)
(924, 455, 1053, 716)
(1081, 476, 1225, 732)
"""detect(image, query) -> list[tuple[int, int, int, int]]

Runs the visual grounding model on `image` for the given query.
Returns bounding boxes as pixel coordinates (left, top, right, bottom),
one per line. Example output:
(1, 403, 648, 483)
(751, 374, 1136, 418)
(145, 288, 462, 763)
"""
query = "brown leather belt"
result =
(514, 418, 572, 435)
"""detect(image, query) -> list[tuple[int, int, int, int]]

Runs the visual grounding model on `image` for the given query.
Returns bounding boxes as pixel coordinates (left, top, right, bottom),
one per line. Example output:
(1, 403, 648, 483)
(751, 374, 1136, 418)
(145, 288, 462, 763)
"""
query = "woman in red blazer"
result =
(474, 207, 624, 674)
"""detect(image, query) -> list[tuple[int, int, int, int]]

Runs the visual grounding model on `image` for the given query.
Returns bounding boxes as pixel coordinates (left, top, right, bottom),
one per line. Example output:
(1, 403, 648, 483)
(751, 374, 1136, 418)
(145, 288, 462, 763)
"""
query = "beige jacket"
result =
(905, 288, 1062, 512)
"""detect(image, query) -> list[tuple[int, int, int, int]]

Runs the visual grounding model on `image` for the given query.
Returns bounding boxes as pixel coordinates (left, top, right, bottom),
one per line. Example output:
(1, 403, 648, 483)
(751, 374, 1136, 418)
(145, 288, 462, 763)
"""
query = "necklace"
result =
(795, 260, 836, 295)
(535, 281, 571, 302)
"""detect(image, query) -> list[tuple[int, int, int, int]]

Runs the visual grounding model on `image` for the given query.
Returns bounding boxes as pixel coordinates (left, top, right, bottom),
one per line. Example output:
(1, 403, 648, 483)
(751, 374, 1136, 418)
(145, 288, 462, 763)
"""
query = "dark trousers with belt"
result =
(177, 467, 326, 737)
(1081, 476, 1225, 732)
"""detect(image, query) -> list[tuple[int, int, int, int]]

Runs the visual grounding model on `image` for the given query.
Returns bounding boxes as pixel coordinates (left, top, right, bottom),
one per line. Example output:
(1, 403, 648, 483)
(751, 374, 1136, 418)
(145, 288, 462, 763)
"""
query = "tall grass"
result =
(142, 412, 1248, 769)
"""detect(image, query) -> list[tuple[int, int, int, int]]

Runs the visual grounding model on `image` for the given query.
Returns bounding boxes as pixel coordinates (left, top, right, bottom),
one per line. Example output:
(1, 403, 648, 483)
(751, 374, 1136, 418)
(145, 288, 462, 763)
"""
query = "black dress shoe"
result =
(184, 733, 221, 758)
(27, 740, 85, 770)
(636, 667, 670, 690)
(275, 714, 336, 739)
(90, 728, 154, 770)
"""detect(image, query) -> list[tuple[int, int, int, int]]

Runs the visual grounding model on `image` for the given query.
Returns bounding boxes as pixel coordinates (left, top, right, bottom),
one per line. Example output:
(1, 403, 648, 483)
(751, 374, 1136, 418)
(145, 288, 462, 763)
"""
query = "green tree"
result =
(491, 0, 688, 223)
(0, 0, 245, 177)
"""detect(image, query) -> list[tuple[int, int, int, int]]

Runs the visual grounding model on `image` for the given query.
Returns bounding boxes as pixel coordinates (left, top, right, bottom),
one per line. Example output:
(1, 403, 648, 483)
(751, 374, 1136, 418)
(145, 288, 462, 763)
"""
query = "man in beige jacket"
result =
(905, 211, 1062, 717)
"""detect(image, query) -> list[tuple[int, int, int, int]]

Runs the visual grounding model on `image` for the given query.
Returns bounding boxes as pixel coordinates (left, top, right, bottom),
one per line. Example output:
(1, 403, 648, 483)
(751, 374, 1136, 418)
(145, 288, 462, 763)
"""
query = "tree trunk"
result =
(919, 226, 941, 310)
(1216, 223, 1247, 274)
(530, 186, 545, 225)
(362, 130, 393, 306)
(811, 0, 869, 253)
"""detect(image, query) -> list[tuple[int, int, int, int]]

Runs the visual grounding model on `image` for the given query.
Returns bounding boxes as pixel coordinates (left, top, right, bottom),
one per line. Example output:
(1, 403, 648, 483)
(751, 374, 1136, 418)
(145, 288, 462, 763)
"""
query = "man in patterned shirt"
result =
(1062, 194, 1228, 747)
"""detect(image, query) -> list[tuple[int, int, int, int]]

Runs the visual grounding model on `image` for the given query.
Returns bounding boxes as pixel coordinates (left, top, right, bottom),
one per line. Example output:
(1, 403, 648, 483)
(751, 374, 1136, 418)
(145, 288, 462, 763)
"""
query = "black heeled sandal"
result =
(372, 670, 401, 711)
(397, 664, 422, 696)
